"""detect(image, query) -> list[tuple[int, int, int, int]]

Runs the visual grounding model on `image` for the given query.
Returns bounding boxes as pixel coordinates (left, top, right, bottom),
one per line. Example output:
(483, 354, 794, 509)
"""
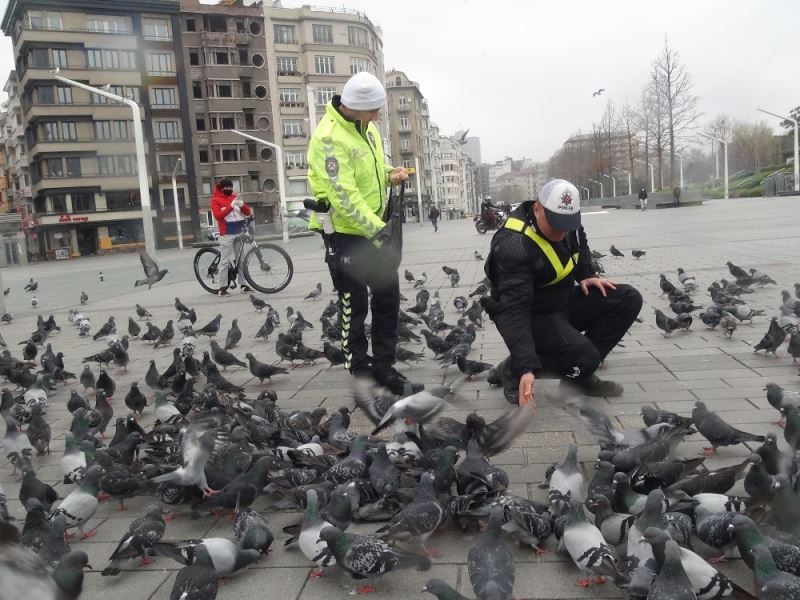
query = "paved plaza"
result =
(2, 196, 800, 599)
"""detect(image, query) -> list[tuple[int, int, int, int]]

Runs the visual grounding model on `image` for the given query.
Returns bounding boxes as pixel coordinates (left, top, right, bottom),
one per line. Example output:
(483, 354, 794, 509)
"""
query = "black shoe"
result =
(218, 289, 231, 297)
(562, 375, 623, 397)
(240, 285, 253, 293)
(373, 366, 424, 396)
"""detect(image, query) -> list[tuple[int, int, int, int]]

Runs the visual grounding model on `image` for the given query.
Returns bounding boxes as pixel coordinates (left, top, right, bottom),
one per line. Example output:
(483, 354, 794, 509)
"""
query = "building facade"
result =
(261, 3, 385, 207)
(1, 0, 202, 259)
(178, 0, 278, 234)
(438, 135, 477, 215)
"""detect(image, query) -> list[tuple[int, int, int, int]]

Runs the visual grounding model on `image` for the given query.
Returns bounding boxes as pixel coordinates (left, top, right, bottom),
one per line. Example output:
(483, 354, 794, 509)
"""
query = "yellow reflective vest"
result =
(307, 98, 393, 238)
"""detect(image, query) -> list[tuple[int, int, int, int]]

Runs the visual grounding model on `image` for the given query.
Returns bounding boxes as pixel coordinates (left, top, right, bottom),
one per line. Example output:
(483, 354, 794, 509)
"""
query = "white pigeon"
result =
(372, 385, 454, 435)
(50, 465, 103, 537)
(148, 418, 216, 495)
(298, 489, 337, 573)
(562, 500, 628, 586)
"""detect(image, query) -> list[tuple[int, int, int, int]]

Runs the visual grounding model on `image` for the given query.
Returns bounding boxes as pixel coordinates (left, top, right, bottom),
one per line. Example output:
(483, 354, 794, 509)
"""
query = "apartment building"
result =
(384, 69, 433, 218)
(178, 0, 278, 231)
(438, 135, 477, 215)
(1, 0, 200, 259)
(261, 4, 385, 205)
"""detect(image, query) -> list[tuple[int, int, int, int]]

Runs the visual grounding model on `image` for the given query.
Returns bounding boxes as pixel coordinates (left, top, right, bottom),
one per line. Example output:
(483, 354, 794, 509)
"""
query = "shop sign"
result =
(58, 214, 89, 223)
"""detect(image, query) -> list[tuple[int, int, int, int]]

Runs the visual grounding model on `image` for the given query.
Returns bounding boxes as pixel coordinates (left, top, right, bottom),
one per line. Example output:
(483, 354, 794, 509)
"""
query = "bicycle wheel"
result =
(193, 247, 222, 294)
(242, 243, 293, 294)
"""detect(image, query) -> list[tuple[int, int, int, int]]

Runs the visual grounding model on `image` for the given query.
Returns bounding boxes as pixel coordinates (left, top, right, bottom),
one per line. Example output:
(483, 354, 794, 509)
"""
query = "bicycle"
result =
(193, 217, 293, 295)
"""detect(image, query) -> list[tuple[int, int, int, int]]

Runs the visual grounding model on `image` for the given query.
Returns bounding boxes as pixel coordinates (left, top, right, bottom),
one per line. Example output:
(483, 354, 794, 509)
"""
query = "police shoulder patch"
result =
(325, 156, 339, 176)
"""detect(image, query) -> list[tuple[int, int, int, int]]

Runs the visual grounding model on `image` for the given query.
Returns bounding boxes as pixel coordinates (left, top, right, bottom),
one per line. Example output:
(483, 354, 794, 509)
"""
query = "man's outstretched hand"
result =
(519, 372, 536, 413)
(580, 277, 616, 297)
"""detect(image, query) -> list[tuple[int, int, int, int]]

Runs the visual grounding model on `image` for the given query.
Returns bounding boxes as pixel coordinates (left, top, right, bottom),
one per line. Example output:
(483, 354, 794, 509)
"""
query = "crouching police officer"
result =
(483, 179, 643, 409)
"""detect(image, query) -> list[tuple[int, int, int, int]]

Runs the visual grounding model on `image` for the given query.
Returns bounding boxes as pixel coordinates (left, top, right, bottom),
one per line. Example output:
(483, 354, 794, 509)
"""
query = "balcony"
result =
(399, 146, 413, 155)
(397, 103, 410, 112)
(200, 30, 251, 46)
(13, 187, 32, 203)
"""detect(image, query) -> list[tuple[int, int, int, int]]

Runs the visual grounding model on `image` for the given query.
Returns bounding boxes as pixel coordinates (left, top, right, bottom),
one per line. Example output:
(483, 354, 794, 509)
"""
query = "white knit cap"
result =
(341, 72, 386, 111)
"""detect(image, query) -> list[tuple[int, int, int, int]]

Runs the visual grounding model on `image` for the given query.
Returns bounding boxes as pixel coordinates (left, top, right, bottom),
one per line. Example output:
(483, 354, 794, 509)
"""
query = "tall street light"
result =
(580, 186, 590, 200)
(634, 159, 655, 193)
(612, 166, 632, 195)
(53, 70, 157, 258)
(170, 157, 184, 250)
(674, 152, 684, 189)
(587, 178, 603, 198)
(758, 107, 799, 192)
(600, 173, 616, 197)
(698, 132, 728, 199)
(232, 130, 289, 243)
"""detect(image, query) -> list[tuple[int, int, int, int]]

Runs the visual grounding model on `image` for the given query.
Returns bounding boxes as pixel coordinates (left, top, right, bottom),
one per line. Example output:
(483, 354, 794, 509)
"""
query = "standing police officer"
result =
(307, 72, 423, 395)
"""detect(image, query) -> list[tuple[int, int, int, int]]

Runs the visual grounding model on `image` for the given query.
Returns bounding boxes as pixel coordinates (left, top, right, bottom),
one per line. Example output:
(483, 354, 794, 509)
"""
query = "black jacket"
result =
(638, 189, 648, 200)
(483, 202, 596, 375)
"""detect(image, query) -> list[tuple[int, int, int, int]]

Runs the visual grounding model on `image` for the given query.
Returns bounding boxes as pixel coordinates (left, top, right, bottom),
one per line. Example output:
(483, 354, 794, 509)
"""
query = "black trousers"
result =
(528, 283, 642, 381)
(332, 233, 400, 373)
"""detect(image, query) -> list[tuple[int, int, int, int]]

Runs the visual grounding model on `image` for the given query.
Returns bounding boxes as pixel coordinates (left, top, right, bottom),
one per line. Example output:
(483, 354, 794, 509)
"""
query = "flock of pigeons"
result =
(0, 241, 799, 600)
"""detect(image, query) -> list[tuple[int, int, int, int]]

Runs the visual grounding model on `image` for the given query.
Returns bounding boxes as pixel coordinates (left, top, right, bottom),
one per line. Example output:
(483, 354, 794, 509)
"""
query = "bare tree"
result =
(619, 100, 640, 183)
(648, 72, 665, 188)
(652, 37, 701, 187)
(639, 88, 651, 189)
(704, 116, 732, 179)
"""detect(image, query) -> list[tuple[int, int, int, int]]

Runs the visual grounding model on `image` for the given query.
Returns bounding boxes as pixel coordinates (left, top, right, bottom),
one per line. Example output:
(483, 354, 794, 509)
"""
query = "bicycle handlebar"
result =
(303, 198, 329, 213)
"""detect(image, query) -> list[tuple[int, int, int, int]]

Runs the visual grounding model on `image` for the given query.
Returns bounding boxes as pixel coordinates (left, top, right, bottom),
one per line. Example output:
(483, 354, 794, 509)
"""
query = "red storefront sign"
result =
(58, 214, 89, 223)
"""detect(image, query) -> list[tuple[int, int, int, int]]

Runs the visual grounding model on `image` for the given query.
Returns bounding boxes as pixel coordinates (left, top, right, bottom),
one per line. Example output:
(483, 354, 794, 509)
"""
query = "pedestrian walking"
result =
(638, 187, 648, 211)
(429, 205, 440, 232)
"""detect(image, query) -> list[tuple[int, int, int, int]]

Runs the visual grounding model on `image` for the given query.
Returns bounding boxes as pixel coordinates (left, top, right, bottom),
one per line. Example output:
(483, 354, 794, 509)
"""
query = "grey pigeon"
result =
(250, 294, 267, 311)
(730, 514, 800, 577)
(79, 291, 88, 305)
(655, 309, 681, 337)
(422, 579, 470, 600)
(647, 538, 696, 600)
(224, 319, 242, 350)
(318, 526, 431, 593)
(50, 464, 104, 538)
(234, 504, 273, 555)
(610, 244, 624, 257)
(372, 385, 454, 435)
(304, 282, 322, 300)
(209, 340, 246, 370)
(293, 489, 337, 573)
(124, 382, 147, 416)
(155, 537, 260, 577)
(368, 444, 400, 496)
(753, 318, 787, 356)
(101, 504, 166, 575)
(692, 401, 765, 455)
(127, 317, 141, 338)
(93, 316, 116, 341)
(563, 499, 628, 586)
(467, 505, 514, 600)
(750, 543, 800, 600)
(134, 251, 168, 289)
(549, 444, 583, 516)
(245, 353, 288, 383)
(153, 320, 175, 348)
(135, 304, 152, 319)
(19, 465, 59, 511)
(375, 472, 445, 555)
(168, 543, 218, 600)
(627, 489, 667, 570)
(195, 314, 222, 337)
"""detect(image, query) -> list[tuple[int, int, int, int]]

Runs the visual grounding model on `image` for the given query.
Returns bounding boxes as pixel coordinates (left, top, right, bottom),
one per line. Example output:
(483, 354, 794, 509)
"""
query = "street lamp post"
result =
(170, 157, 184, 250)
(698, 132, 728, 199)
(54, 71, 157, 258)
(587, 178, 603, 198)
(674, 152, 684, 190)
(601, 173, 616, 197)
(414, 156, 423, 226)
(231, 130, 289, 243)
(634, 159, 655, 193)
(757, 107, 799, 192)
(580, 186, 590, 200)
(612, 166, 632, 195)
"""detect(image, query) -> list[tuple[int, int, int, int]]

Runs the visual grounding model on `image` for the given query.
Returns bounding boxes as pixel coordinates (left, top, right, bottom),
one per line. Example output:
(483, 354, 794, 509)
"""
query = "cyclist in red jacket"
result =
(211, 178, 253, 296)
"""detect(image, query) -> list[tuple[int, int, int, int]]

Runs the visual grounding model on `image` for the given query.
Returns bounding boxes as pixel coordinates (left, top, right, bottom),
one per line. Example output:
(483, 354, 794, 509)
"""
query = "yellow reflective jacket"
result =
(307, 97, 393, 237)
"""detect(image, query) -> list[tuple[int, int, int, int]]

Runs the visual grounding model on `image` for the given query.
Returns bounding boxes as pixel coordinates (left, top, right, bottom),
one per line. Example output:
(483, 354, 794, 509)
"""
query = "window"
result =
(86, 49, 102, 68)
(282, 119, 303, 138)
(143, 18, 170, 40)
(402, 160, 412, 168)
(185, 17, 196, 32)
(56, 87, 72, 105)
(112, 121, 133, 140)
(29, 48, 49, 67)
(316, 86, 337, 106)
(213, 145, 245, 162)
(155, 121, 180, 140)
(86, 49, 136, 69)
(208, 81, 233, 98)
(192, 81, 203, 99)
(98, 155, 136, 175)
(241, 79, 252, 98)
(288, 179, 308, 195)
(108, 221, 144, 245)
(90, 86, 140, 105)
(61, 122, 77, 141)
(205, 15, 227, 33)
(279, 88, 301, 104)
(209, 113, 237, 130)
(158, 154, 181, 172)
(206, 47, 230, 65)
(399, 96, 409, 108)
(147, 53, 174, 73)
(238, 47, 248, 65)
(36, 86, 54, 104)
(27, 11, 44, 29)
(72, 193, 95, 212)
(106, 192, 140, 210)
(243, 111, 254, 129)
(189, 49, 200, 66)
(276, 56, 297, 75)
(273, 24, 295, 44)
(349, 56, 370, 75)
(51, 194, 67, 212)
(195, 115, 206, 131)
(94, 121, 112, 140)
(312, 24, 332, 43)
(65, 157, 81, 177)
(198, 146, 209, 163)
(46, 158, 63, 177)
(201, 178, 212, 194)
(286, 151, 306, 168)
(235, 18, 245, 33)
(86, 16, 127, 33)
(399, 115, 409, 130)
(162, 187, 186, 208)
(314, 55, 334, 74)
(400, 139, 410, 150)
(42, 122, 59, 142)
(28, 11, 61, 30)
(51, 49, 67, 68)
(348, 26, 368, 48)
(150, 88, 176, 107)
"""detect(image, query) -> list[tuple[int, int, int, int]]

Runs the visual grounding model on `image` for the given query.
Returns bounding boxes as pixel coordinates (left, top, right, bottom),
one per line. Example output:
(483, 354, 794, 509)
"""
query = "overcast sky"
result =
(1, 0, 798, 163)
